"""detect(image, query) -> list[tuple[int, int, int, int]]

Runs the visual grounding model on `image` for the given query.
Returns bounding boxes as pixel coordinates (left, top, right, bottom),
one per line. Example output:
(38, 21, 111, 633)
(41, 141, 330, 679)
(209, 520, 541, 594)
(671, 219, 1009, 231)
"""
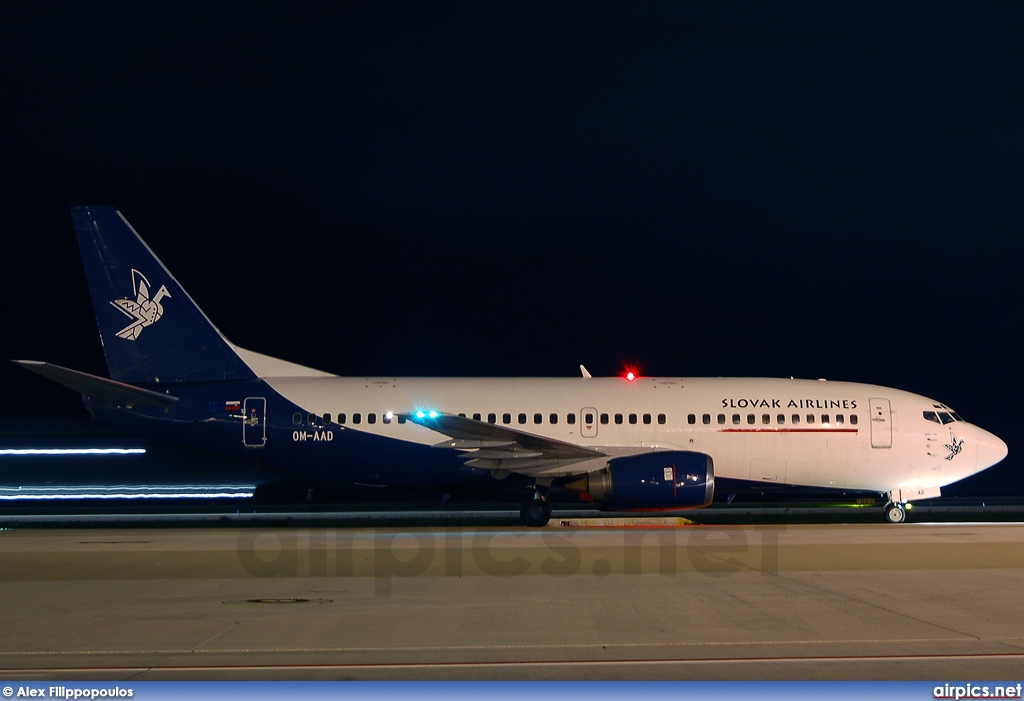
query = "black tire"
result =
(520, 500, 552, 527)
(884, 502, 907, 524)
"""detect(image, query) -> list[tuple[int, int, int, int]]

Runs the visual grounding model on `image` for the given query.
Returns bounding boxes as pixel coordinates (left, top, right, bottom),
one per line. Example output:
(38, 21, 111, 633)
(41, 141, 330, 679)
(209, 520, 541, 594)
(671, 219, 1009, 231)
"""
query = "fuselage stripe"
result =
(717, 428, 859, 434)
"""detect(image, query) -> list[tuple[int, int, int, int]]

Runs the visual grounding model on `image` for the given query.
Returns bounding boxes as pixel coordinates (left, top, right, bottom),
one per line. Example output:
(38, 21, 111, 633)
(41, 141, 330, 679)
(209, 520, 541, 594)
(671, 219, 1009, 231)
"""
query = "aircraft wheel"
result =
(520, 499, 552, 527)
(884, 502, 907, 524)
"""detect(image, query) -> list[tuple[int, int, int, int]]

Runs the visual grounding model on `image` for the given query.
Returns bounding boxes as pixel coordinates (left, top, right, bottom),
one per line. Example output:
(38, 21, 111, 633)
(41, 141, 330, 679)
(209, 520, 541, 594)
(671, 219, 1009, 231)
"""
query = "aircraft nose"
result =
(976, 427, 1009, 469)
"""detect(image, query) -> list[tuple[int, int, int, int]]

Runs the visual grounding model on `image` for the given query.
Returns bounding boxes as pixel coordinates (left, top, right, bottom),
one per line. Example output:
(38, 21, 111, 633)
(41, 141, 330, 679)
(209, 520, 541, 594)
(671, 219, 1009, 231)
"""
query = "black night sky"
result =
(0, 3, 1020, 495)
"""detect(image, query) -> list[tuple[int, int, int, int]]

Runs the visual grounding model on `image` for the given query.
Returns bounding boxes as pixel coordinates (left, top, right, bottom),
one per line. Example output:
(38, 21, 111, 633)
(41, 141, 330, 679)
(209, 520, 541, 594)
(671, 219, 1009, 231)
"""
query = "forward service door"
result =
(869, 397, 892, 448)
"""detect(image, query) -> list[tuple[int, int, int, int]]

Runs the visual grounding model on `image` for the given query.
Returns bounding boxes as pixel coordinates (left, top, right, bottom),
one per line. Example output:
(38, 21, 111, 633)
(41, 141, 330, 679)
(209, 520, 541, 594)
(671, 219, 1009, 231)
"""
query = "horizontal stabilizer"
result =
(13, 360, 179, 407)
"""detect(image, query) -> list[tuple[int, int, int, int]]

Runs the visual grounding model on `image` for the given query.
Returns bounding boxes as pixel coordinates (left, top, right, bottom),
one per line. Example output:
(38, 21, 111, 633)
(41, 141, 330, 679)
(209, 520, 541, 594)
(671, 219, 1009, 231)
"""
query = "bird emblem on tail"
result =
(110, 269, 171, 340)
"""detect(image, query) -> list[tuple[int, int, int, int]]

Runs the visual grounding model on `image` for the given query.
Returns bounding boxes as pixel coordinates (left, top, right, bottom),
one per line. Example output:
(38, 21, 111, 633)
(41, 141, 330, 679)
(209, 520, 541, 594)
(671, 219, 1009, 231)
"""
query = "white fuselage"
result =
(52, 207, 1010, 525)
(262, 374, 1008, 498)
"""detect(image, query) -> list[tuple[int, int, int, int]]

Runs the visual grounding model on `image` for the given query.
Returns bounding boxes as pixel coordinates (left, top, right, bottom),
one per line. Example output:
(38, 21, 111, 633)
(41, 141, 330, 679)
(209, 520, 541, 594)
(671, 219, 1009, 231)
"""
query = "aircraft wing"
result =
(400, 411, 607, 476)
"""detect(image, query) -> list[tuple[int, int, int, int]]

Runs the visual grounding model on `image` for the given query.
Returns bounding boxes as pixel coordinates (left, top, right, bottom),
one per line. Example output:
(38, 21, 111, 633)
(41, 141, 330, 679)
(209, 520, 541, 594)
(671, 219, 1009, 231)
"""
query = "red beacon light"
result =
(625, 371, 636, 382)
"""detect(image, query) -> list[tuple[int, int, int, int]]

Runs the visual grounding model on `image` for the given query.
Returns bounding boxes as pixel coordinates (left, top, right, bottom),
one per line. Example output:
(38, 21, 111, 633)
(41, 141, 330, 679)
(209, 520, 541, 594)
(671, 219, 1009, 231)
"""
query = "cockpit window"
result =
(925, 410, 960, 424)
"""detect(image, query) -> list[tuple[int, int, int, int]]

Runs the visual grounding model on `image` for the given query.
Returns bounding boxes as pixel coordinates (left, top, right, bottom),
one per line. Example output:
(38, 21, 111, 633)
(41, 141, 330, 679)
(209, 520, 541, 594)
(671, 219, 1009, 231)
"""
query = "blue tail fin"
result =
(72, 206, 256, 384)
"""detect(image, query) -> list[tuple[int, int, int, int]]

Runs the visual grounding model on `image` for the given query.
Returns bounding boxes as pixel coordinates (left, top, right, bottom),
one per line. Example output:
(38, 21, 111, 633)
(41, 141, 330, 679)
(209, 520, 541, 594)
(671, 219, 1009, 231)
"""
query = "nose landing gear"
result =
(883, 501, 907, 524)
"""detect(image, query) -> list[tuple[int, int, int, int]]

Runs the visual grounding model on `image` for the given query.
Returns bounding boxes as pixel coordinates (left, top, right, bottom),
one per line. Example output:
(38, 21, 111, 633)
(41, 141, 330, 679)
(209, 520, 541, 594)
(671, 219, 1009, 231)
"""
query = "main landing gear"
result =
(520, 480, 552, 527)
(883, 501, 907, 524)
(520, 498, 552, 527)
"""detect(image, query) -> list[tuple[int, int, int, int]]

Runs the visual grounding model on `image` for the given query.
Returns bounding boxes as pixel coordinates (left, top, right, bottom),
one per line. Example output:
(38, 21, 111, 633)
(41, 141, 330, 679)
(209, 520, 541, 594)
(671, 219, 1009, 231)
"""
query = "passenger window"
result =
(567, 413, 576, 425)
(616, 413, 624, 425)
(687, 414, 696, 425)
(488, 413, 496, 424)
(458, 413, 466, 418)
(836, 414, 844, 425)
(850, 414, 858, 425)
(806, 414, 815, 424)
(397, 415, 405, 424)
(701, 414, 710, 425)
(629, 413, 638, 424)
(717, 414, 725, 425)
(778, 414, 785, 425)
(643, 414, 651, 425)
(600, 413, 609, 424)
(518, 413, 527, 424)
(762, 414, 770, 425)
(747, 414, 755, 425)
(503, 413, 511, 424)
(550, 413, 558, 424)
(821, 414, 829, 425)
(352, 413, 362, 424)
(307, 413, 317, 425)
(383, 413, 392, 424)
(533, 413, 542, 424)
(791, 414, 800, 425)
(292, 413, 302, 425)
(583, 413, 593, 424)
(733, 414, 740, 425)
(472, 413, 481, 421)
(657, 414, 666, 424)
(368, 413, 376, 424)
(323, 413, 332, 424)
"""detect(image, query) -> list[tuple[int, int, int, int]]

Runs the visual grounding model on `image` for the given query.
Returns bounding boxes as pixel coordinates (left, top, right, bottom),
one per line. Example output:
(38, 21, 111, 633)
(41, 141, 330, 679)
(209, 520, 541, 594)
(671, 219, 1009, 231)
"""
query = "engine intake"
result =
(576, 451, 714, 510)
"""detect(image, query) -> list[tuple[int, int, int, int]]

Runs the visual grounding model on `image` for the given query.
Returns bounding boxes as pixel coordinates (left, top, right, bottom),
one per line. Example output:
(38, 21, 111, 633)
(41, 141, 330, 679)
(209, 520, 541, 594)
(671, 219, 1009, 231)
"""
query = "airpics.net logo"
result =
(934, 683, 1023, 699)
(235, 527, 782, 597)
(109, 269, 170, 341)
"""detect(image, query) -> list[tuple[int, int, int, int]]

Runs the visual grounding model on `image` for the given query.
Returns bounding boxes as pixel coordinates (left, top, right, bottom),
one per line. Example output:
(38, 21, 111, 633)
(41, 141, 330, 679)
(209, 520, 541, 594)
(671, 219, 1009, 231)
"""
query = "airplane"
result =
(15, 206, 1008, 526)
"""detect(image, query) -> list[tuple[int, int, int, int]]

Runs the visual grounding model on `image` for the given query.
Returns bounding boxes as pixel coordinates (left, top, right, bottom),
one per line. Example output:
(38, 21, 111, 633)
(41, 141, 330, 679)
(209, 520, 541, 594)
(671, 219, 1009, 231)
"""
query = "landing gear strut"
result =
(883, 501, 907, 524)
(520, 480, 552, 527)
(519, 498, 552, 527)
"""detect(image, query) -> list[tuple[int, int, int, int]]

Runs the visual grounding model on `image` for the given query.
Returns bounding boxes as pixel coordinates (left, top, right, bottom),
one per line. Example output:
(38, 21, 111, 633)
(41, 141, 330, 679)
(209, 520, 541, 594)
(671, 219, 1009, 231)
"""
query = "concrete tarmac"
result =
(1, 523, 1023, 680)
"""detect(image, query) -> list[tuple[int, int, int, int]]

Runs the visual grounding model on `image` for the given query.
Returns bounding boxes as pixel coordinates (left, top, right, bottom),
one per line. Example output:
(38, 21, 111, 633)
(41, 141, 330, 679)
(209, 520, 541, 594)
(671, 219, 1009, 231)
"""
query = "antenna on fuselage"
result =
(580, 365, 592, 379)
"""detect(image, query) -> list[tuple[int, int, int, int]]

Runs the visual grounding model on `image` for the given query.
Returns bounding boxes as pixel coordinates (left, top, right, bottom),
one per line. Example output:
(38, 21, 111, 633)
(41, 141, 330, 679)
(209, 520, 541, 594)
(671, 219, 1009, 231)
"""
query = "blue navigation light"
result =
(428, 410, 439, 419)
(415, 410, 426, 419)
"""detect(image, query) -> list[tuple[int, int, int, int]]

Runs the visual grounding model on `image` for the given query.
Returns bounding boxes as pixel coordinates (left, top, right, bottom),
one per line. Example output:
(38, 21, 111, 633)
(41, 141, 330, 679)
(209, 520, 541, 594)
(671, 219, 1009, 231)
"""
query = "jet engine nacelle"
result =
(578, 450, 714, 510)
